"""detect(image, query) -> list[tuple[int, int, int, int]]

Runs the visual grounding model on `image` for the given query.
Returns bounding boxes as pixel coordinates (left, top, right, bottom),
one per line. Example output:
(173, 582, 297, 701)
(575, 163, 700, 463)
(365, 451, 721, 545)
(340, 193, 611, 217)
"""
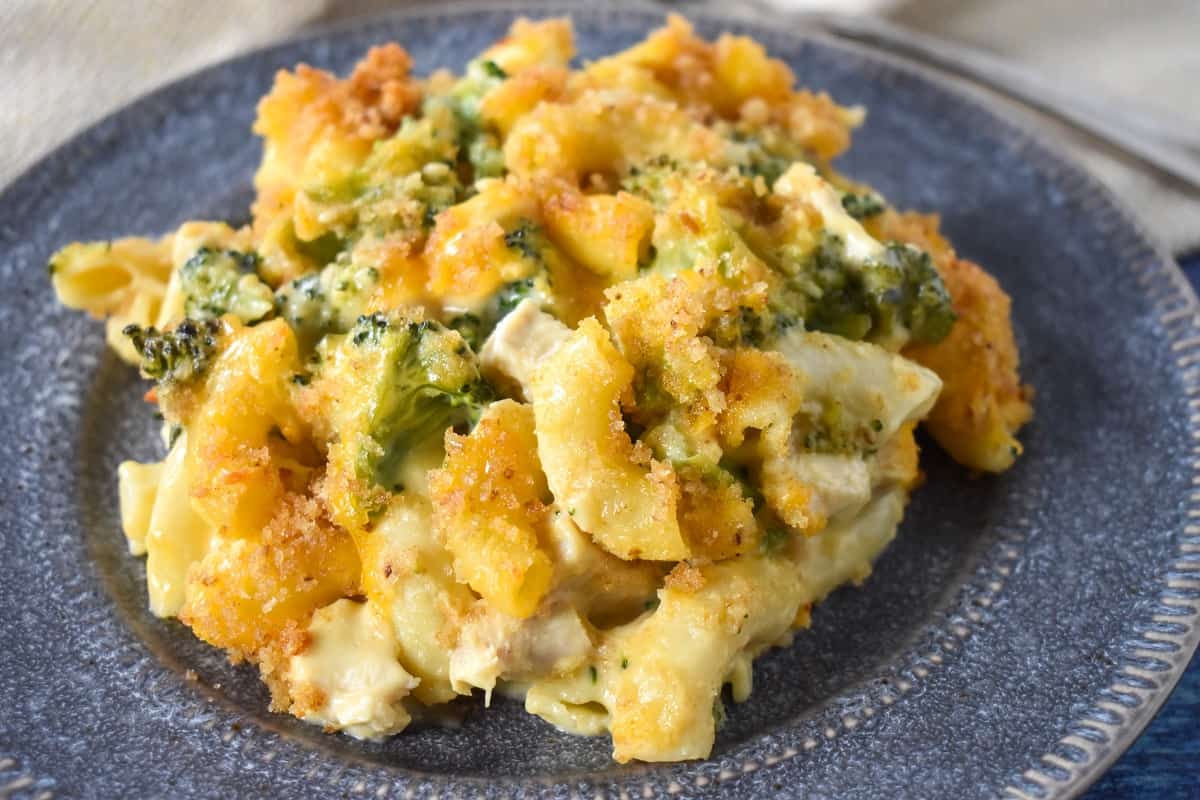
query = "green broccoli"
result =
(446, 312, 485, 351)
(451, 222, 552, 348)
(275, 259, 380, 348)
(123, 318, 224, 385)
(797, 398, 887, 455)
(723, 304, 800, 348)
(179, 247, 274, 323)
(874, 242, 958, 343)
(497, 275, 539, 313)
(639, 416, 722, 475)
(398, 59, 508, 192)
(729, 233, 954, 349)
(620, 154, 684, 207)
(503, 220, 544, 263)
(447, 276, 541, 351)
(293, 231, 346, 266)
(728, 127, 813, 188)
(734, 144, 792, 187)
(806, 236, 955, 345)
(354, 150, 465, 232)
(300, 108, 469, 238)
(447, 57, 510, 180)
(480, 59, 508, 80)
(840, 192, 885, 220)
(347, 312, 492, 490)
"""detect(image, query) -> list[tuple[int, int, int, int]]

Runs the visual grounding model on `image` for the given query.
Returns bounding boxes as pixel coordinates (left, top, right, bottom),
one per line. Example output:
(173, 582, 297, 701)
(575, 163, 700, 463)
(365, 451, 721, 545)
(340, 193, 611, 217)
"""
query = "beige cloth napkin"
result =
(887, 0, 1200, 255)
(2, 0, 1197, 253)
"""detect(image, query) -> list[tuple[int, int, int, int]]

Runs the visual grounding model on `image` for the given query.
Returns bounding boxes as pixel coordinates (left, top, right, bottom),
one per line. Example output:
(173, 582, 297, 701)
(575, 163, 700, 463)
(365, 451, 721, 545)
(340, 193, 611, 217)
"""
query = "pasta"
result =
(50, 236, 174, 363)
(51, 15, 1032, 762)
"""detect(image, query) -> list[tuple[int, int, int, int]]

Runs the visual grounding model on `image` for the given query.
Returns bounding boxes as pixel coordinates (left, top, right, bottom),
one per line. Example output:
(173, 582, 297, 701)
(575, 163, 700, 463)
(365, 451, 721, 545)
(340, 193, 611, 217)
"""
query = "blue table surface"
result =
(1085, 252, 1200, 799)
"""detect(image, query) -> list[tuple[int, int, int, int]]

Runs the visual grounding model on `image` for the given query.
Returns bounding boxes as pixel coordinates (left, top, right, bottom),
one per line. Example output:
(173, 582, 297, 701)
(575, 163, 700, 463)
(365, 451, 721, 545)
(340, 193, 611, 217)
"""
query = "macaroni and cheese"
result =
(50, 16, 1032, 762)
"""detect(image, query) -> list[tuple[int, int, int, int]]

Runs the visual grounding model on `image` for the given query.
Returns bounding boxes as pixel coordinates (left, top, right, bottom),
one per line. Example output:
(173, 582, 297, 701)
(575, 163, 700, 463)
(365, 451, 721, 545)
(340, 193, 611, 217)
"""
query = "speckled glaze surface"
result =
(2, 3, 1198, 798)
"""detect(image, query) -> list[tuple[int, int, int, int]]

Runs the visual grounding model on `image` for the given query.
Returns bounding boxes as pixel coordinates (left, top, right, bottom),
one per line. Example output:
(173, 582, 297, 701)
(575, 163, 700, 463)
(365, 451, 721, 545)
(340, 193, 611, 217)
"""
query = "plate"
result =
(2, 2, 1198, 798)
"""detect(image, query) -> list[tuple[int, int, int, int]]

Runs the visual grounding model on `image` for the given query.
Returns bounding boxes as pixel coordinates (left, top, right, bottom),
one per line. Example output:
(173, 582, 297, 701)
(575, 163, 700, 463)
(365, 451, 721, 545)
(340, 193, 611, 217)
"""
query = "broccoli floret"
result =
(275, 273, 326, 341)
(722, 233, 954, 348)
(415, 165, 465, 227)
(807, 236, 955, 344)
(449, 277, 540, 350)
(840, 192, 885, 220)
(445, 221, 555, 349)
(737, 157, 790, 187)
(447, 276, 541, 351)
(352, 143, 465, 231)
(414, 59, 509, 185)
(798, 398, 887, 455)
(620, 154, 684, 206)
(123, 318, 224, 384)
(638, 413, 736, 477)
(347, 312, 492, 490)
(300, 109, 470, 239)
(496, 276, 538, 314)
(465, 136, 506, 182)
(446, 312, 485, 351)
(490, 221, 546, 313)
(419, 95, 504, 184)
(727, 128, 813, 188)
(179, 247, 274, 323)
(872, 242, 957, 343)
(275, 259, 380, 348)
(735, 145, 791, 187)
(760, 234, 951, 346)
(726, 305, 800, 348)
(503, 220, 545, 264)
(480, 59, 508, 80)
(804, 235, 876, 341)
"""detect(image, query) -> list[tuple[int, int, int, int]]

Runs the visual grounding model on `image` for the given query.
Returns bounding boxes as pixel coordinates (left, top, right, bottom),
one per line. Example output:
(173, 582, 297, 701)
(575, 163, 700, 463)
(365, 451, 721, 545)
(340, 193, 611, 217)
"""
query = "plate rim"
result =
(779, 14, 1200, 797)
(726, 11, 1200, 796)
(2, 1, 1198, 797)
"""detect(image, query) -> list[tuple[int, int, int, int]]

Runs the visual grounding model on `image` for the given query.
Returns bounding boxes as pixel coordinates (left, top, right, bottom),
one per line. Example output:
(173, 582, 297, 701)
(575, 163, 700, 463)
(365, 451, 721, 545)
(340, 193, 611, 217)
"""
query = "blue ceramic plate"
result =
(2, 3, 1197, 798)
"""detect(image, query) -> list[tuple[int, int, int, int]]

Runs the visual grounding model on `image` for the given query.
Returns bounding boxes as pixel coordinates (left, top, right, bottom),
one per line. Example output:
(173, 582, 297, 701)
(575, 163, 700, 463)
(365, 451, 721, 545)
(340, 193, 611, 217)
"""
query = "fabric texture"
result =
(885, 0, 1200, 255)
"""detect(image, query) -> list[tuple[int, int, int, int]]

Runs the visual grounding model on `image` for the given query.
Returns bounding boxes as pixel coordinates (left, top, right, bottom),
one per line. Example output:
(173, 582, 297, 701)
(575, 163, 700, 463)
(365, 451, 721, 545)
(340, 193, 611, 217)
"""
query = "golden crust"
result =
(179, 485, 361, 660)
(664, 561, 706, 593)
(677, 475, 758, 560)
(186, 319, 309, 537)
(578, 14, 858, 160)
(872, 211, 1034, 472)
(429, 401, 554, 618)
(254, 43, 420, 172)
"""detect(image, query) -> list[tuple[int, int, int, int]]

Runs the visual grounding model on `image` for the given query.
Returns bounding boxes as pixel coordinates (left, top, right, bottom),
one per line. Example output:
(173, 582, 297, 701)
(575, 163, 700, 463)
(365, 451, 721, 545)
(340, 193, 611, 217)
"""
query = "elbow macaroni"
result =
(529, 318, 689, 562)
(51, 14, 1030, 760)
(49, 236, 174, 364)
